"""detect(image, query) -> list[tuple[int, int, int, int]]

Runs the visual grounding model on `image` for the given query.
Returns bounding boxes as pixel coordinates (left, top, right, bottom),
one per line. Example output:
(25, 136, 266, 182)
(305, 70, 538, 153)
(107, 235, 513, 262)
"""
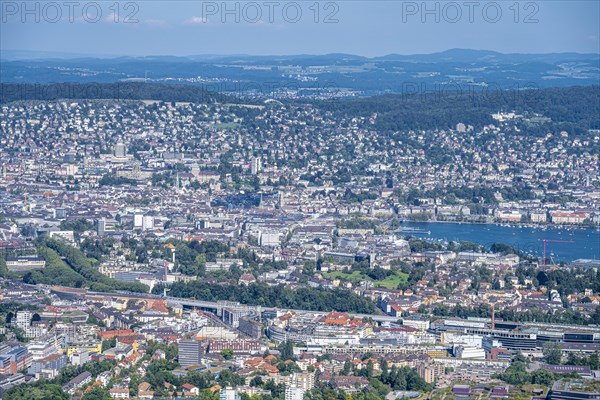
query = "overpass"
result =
(163, 296, 400, 323)
(49, 285, 400, 323)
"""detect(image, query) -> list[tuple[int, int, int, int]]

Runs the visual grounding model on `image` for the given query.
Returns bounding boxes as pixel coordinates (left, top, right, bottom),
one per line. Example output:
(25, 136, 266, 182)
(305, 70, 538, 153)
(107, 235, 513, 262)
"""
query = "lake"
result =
(399, 221, 600, 263)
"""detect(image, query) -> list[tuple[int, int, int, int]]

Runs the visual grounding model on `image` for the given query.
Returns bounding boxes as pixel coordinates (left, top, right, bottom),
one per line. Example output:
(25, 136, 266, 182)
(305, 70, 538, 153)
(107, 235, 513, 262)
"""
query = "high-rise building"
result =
(114, 142, 126, 158)
(15, 311, 32, 330)
(291, 372, 315, 391)
(54, 208, 67, 219)
(251, 157, 262, 175)
(220, 387, 240, 400)
(142, 215, 154, 231)
(134, 214, 143, 228)
(178, 339, 202, 368)
(97, 218, 106, 236)
(285, 386, 305, 400)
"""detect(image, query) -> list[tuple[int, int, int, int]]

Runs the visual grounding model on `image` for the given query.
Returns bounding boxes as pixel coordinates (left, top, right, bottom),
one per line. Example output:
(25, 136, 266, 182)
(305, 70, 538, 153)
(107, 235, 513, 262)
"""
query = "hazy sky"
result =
(1, 0, 599, 57)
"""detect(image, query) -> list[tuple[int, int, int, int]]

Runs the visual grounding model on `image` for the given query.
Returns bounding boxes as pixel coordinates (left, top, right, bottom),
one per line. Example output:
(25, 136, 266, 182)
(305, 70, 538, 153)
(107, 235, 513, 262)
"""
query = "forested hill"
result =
(0, 82, 235, 104)
(2, 83, 598, 137)
(317, 85, 600, 133)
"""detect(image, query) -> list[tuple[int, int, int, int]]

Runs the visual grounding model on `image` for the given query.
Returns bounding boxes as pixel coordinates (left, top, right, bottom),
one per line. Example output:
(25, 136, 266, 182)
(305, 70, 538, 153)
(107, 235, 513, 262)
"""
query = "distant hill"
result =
(0, 82, 234, 104)
(1, 49, 598, 95)
(3, 48, 597, 64)
(316, 85, 600, 133)
(372, 48, 600, 63)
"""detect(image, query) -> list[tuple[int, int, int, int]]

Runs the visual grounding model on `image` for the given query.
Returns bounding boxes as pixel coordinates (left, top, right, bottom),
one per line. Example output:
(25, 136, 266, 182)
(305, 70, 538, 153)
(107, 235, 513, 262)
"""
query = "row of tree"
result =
(158, 281, 377, 314)
(0, 82, 232, 104)
(23, 238, 148, 293)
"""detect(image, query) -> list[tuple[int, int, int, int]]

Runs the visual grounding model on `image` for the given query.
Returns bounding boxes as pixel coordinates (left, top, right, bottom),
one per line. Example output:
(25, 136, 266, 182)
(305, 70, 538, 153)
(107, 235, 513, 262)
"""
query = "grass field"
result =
(375, 273, 408, 289)
(214, 122, 241, 129)
(322, 270, 408, 290)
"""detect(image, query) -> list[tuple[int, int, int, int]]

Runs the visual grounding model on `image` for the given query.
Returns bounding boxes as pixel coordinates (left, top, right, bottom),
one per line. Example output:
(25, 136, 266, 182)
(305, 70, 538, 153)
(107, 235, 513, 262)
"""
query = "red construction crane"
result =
(539, 239, 574, 265)
(54, 306, 59, 334)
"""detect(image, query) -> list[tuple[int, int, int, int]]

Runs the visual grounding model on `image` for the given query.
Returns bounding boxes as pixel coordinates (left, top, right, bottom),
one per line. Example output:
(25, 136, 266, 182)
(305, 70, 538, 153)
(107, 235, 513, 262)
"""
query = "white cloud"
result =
(185, 16, 208, 24)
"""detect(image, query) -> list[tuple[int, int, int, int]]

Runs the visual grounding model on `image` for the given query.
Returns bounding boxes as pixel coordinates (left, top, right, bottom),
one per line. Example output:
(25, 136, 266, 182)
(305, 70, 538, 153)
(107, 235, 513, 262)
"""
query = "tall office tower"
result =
(251, 157, 262, 175)
(178, 339, 202, 368)
(97, 218, 106, 236)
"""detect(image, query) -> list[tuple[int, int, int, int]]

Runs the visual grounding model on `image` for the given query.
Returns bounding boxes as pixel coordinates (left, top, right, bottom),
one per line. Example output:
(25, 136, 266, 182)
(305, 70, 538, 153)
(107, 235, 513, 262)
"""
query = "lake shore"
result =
(397, 221, 600, 262)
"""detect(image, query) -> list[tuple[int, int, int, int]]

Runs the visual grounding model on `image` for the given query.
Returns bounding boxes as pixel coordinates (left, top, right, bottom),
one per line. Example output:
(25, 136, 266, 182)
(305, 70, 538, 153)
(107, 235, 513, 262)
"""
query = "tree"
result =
(380, 361, 389, 382)
(380, 365, 431, 391)
(494, 361, 531, 385)
(82, 387, 111, 400)
(220, 348, 234, 360)
(342, 360, 353, 376)
(278, 340, 295, 361)
(530, 368, 555, 386)
(102, 338, 116, 352)
(543, 342, 562, 365)
(512, 352, 528, 364)
(361, 352, 374, 361)
(0, 256, 9, 278)
(250, 376, 264, 387)
(365, 360, 374, 379)
(217, 369, 244, 387)
(127, 372, 142, 397)
(2, 381, 68, 400)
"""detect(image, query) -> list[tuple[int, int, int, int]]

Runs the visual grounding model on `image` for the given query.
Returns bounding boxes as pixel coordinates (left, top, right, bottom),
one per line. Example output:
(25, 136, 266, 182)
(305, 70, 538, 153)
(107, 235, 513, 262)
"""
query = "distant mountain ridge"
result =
(2, 48, 598, 62)
(2, 48, 598, 94)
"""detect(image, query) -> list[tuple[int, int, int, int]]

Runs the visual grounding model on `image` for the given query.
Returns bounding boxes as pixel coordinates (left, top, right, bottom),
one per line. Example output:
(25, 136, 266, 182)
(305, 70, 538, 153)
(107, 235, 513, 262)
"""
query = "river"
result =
(399, 221, 600, 263)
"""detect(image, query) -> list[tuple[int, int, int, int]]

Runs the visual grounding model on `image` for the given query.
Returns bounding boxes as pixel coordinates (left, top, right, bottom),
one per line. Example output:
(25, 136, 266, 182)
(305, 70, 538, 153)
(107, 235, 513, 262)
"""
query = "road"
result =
(48, 285, 401, 323)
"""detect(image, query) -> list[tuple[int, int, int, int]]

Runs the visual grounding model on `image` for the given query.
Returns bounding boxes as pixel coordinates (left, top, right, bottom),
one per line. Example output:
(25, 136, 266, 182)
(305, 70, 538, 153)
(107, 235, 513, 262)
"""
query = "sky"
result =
(1, 0, 599, 57)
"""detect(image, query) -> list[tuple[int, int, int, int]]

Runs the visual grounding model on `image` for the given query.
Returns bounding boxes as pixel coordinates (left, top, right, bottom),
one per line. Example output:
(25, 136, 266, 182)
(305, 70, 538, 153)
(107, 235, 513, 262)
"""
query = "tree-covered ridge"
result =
(318, 85, 600, 132)
(22, 237, 148, 293)
(2, 83, 598, 135)
(157, 281, 377, 314)
(0, 82, 234, 104)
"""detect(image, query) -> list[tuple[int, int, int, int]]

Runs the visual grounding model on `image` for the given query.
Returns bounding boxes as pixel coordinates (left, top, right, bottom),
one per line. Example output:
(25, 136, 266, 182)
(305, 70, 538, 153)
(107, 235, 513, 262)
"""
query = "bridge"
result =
(49, 285, 400, 323)
(165, 296, 400, 323)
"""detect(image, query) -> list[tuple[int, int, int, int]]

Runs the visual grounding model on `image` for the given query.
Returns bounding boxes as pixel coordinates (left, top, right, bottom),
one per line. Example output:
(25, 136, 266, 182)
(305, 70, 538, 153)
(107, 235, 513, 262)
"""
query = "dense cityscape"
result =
(0, 81, 598, 400)
(1, 1, 600, 398)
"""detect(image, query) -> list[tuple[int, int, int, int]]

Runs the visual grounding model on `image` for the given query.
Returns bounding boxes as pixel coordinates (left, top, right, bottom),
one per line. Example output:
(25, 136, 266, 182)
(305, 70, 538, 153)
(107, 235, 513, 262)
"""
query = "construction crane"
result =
(540, 239, 574, 266)
(53, 306, 59, 334)
(43, 191, 54, 204)
(379, 217, 397, 235)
